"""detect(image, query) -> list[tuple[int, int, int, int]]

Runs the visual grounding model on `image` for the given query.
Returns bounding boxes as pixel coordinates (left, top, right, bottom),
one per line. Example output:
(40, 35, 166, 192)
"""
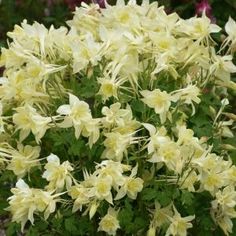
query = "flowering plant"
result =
(0, 1, 236, 235)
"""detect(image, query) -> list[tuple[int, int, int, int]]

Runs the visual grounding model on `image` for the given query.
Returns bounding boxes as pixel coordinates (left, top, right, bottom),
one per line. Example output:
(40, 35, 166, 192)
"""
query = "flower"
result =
(211, 186, 236, 235)
(42, 153, 73, 192)
(57, 93, 100, 145)
(177, 13, 221, 42)
(97, 76, 120, 102)
(166, 206, 195, 236)
(115, 165, 143, 200)
(98, 207, 120, 236)
(7, 143, 40, 178)
(171, 84, 201, 115)
(7, 179, 58, 231)
(151, 202, 173, 229)
(94, 176, 113, 204)
(69, 184, 92, 212)
(141, 89, 173, 123)
(224, 17, 236, 52)
(102, 131, 135, 161)
(12, 105, 51, 143)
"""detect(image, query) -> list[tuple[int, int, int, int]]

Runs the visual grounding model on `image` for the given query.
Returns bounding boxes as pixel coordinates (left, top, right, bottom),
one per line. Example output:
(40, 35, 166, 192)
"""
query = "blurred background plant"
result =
(0, 0, 235, 47)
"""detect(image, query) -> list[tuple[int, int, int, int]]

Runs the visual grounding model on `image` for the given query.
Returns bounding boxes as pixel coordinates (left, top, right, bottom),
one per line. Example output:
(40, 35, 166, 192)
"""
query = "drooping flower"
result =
(98, 207, 120, 236)
(42, 153, 73, 192)
(166, 206, 195, 236)
(7, 179, 58, 231)
(13, 105, 51, 143)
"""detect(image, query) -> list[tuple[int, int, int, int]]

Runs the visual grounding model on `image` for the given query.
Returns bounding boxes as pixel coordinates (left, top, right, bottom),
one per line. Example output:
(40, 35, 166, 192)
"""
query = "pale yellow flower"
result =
(95, 160, 130, 189)
(69, 184, 93, 212)
(177, 13, 221, 41)
(211, 186, 236, 235)
(102, 131, 133, 161)
(210, 54, 236, 85)
(141, 89, 173, 123)
(97, 76, 120, 101)
(7, 179, 58, 231)
(166, 206, 195, 236)
(101, 102, 131, 128)
(115, 165, 143, 200)
(57, 93, 94, 139)
(155, 141, 183, 173)
(224, 17, 236, 51)
(152, 202, 173, 229)
(171, 84, 201, 115)
(98, 207, 120, 236)
(13, 105, 51, 143)
(179, 170, 198, 192)
(6, 143, 40, 178)
(42, 153, 73, 192)
(143, 123, 170, 155)
(94, 176, 113, 204)
(71, 33, 102, 73)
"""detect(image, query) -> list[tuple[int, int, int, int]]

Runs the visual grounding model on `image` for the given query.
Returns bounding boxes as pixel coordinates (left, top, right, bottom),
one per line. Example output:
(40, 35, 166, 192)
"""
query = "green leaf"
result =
(64, 217, 78, 235)
(6, 222, 21, 236)
(118, 200, 134, 230)
(156, 191, 172, 206)
(141, 188, 158, 201)
(25, 227, 39, 236)
(131, 99, 145, 113)
(181, 190, 194, 206)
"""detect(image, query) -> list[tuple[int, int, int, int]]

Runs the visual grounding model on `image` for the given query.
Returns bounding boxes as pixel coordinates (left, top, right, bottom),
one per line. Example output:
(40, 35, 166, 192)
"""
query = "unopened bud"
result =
(221, 144, 236, 151)
(89, 202, 99, 219)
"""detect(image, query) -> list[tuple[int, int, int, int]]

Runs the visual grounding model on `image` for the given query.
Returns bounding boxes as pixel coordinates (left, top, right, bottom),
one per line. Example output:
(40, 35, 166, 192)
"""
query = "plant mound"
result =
(0, 1, 236, 235)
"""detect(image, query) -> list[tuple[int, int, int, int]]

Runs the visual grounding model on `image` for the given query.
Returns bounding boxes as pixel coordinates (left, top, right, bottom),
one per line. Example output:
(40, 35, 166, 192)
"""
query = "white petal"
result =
(143, 123, 156, 136)
(56, 105, 71, 115)
(47, 153, 60, 164)
(16, 179, 29, 189)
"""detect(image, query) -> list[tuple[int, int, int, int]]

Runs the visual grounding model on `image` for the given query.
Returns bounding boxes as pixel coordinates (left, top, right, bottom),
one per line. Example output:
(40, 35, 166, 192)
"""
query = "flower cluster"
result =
(69, 160, 143, 215)
(6, 179, 59, 231)
(0, 1, 235, 235)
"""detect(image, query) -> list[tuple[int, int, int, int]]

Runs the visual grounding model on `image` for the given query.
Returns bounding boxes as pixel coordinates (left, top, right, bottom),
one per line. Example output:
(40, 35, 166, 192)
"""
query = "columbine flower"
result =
(12, 105, 51, 143)
(177, 13, 220, 42)
(95, 160, 130, 188)
(69, 184, 93, 212)
(7, 179, 58, 231)
(141, 89, 173, 124)
(57, 95, 100, 147)
(98, 207, 120, 236)
(57, 93, 92, 138)
(171, 84, 201, 115)
(42, 153, 73, 192)
(166, 206, 195, 236)
(101, 102, 131, 128)
(102, 131, 135, 161)
(6, 143, 41, 178)
(224, 17, 236, 52)
(97, 77, 120, 102)
(143, 123, 170, 155)
(151, 202, 173, 229)
(94, 176, 113, 204)
(211, 186, 236, 235)
(115, 164, 143, 200)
